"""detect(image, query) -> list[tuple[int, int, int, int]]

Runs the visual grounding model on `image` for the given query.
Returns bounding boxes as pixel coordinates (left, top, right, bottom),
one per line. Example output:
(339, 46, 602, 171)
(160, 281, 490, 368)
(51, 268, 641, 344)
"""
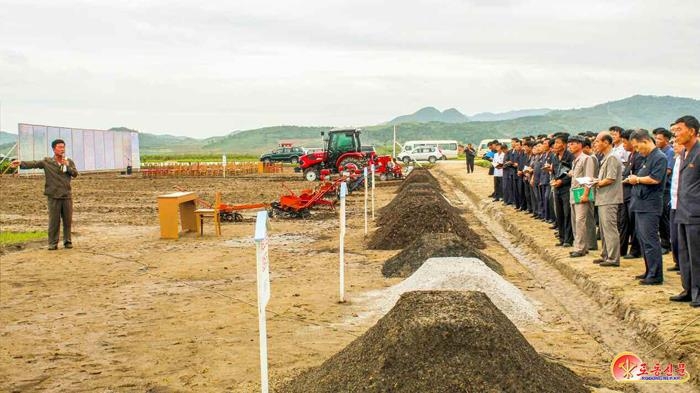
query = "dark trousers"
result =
(523, 182, 534, 212)
(554, 190, 573, 244)
(48, 197, 73, 247)
(635, 211, 663, 281)
(503, 172, 514, 204)
(515, 177, 525, 209)
(466, 157, 475, 173)
(677, 222, 700, 301)
(493, 176, 503, 200)
(619, 200, 640, 256)
(659, 195, 671, 249)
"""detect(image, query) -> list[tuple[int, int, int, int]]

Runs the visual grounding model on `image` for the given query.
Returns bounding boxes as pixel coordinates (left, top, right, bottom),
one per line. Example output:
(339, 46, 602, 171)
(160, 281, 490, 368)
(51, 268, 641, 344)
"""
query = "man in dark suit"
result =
(626, 129, 668, 285)
(550, 134, 574, 247)
(670, 115, 700, 307)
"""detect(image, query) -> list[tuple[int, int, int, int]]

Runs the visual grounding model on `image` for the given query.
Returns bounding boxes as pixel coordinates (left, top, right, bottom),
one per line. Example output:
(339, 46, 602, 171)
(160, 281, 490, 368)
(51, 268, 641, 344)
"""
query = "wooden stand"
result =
(157, 192, 198, 239)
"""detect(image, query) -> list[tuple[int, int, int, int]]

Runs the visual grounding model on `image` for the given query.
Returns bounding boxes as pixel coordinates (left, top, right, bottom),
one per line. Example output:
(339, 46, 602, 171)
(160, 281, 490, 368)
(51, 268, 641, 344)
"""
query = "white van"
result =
(399, 140, 459, 159)
(476, 138, 512, 158)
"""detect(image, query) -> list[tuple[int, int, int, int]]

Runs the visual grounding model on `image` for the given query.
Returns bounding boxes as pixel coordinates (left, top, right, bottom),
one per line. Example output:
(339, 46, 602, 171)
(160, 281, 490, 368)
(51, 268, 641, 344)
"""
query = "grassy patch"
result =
(0, 231, 47, 245)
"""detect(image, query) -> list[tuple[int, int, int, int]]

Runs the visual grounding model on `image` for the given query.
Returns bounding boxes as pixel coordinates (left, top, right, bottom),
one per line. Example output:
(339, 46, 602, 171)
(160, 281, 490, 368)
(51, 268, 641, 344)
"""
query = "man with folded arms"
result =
(592, 132, 623, 267)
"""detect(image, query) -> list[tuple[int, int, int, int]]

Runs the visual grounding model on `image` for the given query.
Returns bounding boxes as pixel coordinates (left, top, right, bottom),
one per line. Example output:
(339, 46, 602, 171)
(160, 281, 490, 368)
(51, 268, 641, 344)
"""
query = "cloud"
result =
(0, 0, 698, 136)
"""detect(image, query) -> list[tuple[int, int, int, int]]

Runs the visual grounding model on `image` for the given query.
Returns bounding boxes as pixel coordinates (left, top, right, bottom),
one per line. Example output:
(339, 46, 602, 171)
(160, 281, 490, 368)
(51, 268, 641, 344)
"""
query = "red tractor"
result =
(298, 128, 372, 181)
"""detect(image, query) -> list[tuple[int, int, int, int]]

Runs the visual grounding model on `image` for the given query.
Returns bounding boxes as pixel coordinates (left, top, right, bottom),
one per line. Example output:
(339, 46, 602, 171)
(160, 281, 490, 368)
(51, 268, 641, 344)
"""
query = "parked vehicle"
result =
(259, 146, 306, 164)
(361, 145, 376, 154)
(475, 138, 512, 158)
(396, 146, 445, 164)
(398, 140, 459, 159)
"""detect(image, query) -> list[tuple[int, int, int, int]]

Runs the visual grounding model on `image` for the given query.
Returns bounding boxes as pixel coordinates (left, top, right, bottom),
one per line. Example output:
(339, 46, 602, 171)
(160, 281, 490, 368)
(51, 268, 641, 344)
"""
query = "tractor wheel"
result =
(379, 173, 388, 181)
(289, 157, 298, 164)
(402, 156, 410, 164)
(304, 168, 320, 181)
(262, 158, 271, 164)
(338, 157, 363, 172)
(428, 156, 437, 163)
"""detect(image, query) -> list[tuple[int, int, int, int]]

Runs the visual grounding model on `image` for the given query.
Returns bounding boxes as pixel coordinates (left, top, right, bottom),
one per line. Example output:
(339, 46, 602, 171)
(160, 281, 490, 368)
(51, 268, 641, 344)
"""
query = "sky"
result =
(1, 0, 698, 137)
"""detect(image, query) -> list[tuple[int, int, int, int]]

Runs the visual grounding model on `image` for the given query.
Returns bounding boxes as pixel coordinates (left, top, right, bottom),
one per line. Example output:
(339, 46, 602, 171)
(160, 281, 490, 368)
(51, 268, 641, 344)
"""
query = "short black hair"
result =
(51, 139, 65, 149)
(609, 126, 624, 134)
(630, 129, 654, 143)
(621, 129, 634, 140)
(653, 127, 673, 140)
(555, 135, 569, 144)
(673, 115, 700, 135)
(583, 139, 592, 148)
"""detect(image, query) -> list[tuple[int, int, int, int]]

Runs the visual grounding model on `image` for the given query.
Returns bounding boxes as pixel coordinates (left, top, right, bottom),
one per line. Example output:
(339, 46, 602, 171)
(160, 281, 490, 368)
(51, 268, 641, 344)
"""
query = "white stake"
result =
(254, 211, 271, 393)
(339, 182, 347, 302)
(363, 167, 368, 236)
(222, 154, 227, 178)
(371, 164, 375, 220)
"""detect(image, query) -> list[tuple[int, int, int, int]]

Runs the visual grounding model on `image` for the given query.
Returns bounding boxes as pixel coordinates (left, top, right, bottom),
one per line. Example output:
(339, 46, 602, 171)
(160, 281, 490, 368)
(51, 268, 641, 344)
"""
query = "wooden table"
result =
(157, 192, 198, 239)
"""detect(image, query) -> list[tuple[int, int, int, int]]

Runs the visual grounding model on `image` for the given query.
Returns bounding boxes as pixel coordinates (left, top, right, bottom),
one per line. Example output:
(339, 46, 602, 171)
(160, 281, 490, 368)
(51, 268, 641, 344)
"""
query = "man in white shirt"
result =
(492, 144, 505, 202)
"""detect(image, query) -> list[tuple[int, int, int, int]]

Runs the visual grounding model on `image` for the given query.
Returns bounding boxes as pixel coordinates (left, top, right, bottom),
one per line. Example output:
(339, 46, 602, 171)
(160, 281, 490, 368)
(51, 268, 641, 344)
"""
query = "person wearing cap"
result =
(10, 139, 79, 250)
(567, 135, 597, 258)
(671, 115, 700, 307)
(626, 129, 668, 285)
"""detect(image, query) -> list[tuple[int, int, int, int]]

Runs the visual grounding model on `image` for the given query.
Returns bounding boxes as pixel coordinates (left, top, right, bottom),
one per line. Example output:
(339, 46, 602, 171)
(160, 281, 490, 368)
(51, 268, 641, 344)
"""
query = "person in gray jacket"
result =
(11, 139, 79, 250)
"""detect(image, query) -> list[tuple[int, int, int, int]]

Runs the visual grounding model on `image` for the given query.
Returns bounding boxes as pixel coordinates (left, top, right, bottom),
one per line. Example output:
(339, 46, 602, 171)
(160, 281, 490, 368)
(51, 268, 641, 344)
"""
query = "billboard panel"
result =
(17, 123, 140, 173)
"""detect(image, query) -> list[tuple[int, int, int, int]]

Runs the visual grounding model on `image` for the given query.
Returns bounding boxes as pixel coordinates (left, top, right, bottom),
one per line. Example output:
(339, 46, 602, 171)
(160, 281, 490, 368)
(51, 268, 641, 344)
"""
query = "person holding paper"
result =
(551, 134, 575, 247)
(10, 139, 79, 250)
(567, 135, 597, 258)
(592, 132, 623, 267)
(626, 129, 668, 285)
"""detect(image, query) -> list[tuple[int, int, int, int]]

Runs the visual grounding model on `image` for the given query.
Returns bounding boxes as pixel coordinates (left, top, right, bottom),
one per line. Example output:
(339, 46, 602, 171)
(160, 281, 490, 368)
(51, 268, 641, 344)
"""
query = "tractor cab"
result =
(323, 129, 361, 168)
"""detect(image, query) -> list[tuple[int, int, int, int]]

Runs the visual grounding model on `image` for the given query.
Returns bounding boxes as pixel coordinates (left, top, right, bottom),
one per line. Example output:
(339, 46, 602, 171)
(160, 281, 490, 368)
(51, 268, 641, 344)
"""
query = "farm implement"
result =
(204, 172, 367, 221)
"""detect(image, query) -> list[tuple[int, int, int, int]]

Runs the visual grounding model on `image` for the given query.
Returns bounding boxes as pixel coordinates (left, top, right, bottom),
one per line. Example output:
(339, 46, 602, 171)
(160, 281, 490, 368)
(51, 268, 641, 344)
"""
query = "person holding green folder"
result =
(567, 135, 597, 258)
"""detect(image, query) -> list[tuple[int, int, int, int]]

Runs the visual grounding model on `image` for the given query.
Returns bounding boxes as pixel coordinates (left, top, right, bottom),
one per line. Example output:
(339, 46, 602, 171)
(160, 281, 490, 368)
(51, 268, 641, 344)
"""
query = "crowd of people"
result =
(479, 115, 700, 308)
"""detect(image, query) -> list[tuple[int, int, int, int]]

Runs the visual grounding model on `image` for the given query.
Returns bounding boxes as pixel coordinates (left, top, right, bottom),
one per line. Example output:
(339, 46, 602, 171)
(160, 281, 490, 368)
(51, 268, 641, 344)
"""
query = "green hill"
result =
(388, 107, 469, 124)
(218, 95, 700, 151)
(132, 94, 699, 154)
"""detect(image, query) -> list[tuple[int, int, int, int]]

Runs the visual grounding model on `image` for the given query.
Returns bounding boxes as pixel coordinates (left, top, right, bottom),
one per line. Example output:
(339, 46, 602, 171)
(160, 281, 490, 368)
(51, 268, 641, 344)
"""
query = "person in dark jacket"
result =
(550, 134, 574, 247)
(626, 129, 668, 285)
(11, 139, 79, 250)
(670, 115, 700, 307)
(464, 143, 476, 173)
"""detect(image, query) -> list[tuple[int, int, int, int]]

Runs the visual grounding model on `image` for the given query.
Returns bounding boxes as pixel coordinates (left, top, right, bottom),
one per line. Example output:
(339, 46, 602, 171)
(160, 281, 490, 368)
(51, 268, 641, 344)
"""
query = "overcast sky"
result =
(1, 0, 698, 137)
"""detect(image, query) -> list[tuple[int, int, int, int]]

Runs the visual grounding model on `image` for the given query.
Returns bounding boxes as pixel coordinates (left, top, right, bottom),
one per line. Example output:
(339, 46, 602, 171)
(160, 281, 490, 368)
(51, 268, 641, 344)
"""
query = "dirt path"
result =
(1, 170, 697, 392)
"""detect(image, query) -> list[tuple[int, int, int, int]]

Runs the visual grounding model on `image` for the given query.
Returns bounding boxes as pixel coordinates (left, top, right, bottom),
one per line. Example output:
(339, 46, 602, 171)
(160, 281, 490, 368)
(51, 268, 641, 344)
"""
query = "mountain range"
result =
(2, 95, 698, 155)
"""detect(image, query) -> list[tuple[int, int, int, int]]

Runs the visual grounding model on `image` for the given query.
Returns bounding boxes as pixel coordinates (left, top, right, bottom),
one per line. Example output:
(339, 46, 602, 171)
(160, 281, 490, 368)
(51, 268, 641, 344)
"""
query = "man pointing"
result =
(11, 139, 79, 250)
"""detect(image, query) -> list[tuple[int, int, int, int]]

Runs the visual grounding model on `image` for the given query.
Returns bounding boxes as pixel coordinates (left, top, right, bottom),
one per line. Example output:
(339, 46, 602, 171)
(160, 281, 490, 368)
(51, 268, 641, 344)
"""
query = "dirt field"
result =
(1, 167, 698, 392)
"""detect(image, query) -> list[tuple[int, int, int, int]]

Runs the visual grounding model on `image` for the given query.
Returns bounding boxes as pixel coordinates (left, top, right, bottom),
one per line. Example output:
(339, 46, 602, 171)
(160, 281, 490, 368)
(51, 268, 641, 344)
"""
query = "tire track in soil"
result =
(436, 166, 697, 393)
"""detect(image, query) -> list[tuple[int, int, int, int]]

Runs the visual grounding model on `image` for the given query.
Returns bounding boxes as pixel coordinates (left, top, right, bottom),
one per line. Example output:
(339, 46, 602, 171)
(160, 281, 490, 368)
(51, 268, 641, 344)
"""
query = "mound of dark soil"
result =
(382, 233, 501, 278)
(395, 168, 441, 194)
(279, 291, 587, 393)
(368, 192, 483, 250)
(377, 184, 453, 226)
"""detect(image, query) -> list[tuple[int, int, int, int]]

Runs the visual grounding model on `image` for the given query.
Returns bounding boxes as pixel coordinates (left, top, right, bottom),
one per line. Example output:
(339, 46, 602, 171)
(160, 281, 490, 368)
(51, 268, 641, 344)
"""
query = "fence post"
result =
(363, 167, 368, 236)
(371, 164, 375, 220)
(339, 181, 347, 302)
(254, 211, 271, 393)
